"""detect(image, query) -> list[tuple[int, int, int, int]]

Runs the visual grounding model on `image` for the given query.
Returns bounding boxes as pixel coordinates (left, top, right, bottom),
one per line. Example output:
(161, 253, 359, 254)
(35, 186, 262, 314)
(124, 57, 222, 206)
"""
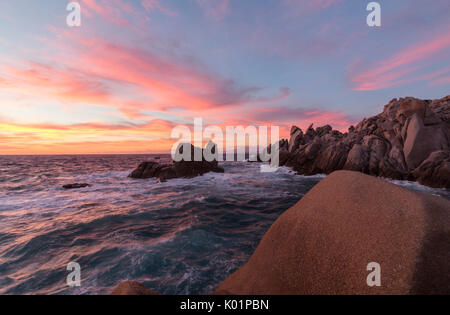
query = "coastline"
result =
(1, 95, 449, 295)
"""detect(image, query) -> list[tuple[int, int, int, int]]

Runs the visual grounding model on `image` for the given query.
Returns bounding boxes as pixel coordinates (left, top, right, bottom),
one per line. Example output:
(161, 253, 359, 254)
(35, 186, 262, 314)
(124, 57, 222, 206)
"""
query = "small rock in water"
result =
(156, 178, 167, 183)
(63, 183, 91, 189)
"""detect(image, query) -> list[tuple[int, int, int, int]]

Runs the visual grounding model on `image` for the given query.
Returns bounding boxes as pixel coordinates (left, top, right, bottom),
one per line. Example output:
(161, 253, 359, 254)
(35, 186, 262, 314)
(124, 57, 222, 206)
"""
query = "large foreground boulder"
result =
(216, 171, 450, 295)
(129, 143, 224, 180)
(281, 96, 450, 188)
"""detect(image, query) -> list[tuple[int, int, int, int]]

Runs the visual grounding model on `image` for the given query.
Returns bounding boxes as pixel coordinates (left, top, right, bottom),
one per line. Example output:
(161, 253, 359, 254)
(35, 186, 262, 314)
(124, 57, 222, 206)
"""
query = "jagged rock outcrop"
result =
(129, 143, 224, 180)
(429, 95, 450, 126)
(412, 151, 450, 189)
(280, 96, 450, 188)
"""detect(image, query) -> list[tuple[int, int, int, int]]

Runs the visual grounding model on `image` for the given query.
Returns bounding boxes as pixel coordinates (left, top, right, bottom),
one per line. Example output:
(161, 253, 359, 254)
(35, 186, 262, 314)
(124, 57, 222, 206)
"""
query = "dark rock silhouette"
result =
(62, 183, 91, 189)
(280, 96, 450, 188)
(129, 143, 224, 180)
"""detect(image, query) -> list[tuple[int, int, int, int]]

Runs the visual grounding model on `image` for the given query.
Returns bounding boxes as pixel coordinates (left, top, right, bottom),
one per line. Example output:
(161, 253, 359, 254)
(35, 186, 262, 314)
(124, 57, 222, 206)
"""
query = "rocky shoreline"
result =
(277, 96, 450, 188)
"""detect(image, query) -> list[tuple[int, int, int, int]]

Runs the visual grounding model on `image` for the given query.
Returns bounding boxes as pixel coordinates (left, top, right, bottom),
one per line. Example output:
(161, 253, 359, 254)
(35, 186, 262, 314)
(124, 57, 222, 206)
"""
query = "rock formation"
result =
(215, 171, 450, 295)
(129, 143, 224, 180)
(279, 96, 450, 188)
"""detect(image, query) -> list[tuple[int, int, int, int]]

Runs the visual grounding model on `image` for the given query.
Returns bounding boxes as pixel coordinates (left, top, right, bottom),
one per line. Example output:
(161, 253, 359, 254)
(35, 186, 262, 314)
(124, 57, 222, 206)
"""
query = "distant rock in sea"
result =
(215, 170, 450, 295)
(129, 143, 224, 180)
(278, 96, 450, 188)
(62, 183, 91, 189)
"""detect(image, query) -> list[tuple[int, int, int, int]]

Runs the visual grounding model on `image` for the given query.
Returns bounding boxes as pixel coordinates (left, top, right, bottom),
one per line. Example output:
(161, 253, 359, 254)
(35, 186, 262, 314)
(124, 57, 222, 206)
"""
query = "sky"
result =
(0, 0, 449, 154)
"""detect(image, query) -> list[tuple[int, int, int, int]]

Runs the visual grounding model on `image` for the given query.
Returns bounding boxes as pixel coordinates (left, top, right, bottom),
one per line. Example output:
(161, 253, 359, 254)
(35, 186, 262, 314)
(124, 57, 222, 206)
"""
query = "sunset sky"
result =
(0, 0, 449, 154)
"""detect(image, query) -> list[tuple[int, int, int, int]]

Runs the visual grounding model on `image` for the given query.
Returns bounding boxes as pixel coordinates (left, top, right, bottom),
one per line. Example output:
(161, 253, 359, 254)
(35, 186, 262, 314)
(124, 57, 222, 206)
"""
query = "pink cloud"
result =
(430, 76, 450, 86)
(194, 104, 356, 137)
(46, 33, 270, 112)
(79, 0, 171, 30)
(1, 31, 292, 120)
(0, 60, 154, 119)
(80, 0, 131, 27)
(74, 41, 255, 110)
(349, 31, 450, 90)
(196, 0, 230, 20)
(243, 106, 356, 133)
(141, 0, 178, 16)
(0, 61, 113, 105)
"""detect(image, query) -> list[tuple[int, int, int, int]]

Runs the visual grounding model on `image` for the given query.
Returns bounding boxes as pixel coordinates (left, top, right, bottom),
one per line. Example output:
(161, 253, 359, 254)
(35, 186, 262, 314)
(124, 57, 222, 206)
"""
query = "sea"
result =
(0, 155, 448, 295)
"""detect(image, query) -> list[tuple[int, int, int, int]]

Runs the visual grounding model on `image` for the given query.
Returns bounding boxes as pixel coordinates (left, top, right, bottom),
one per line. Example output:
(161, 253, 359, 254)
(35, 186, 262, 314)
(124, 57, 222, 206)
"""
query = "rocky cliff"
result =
(279, 96, 450, 188)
